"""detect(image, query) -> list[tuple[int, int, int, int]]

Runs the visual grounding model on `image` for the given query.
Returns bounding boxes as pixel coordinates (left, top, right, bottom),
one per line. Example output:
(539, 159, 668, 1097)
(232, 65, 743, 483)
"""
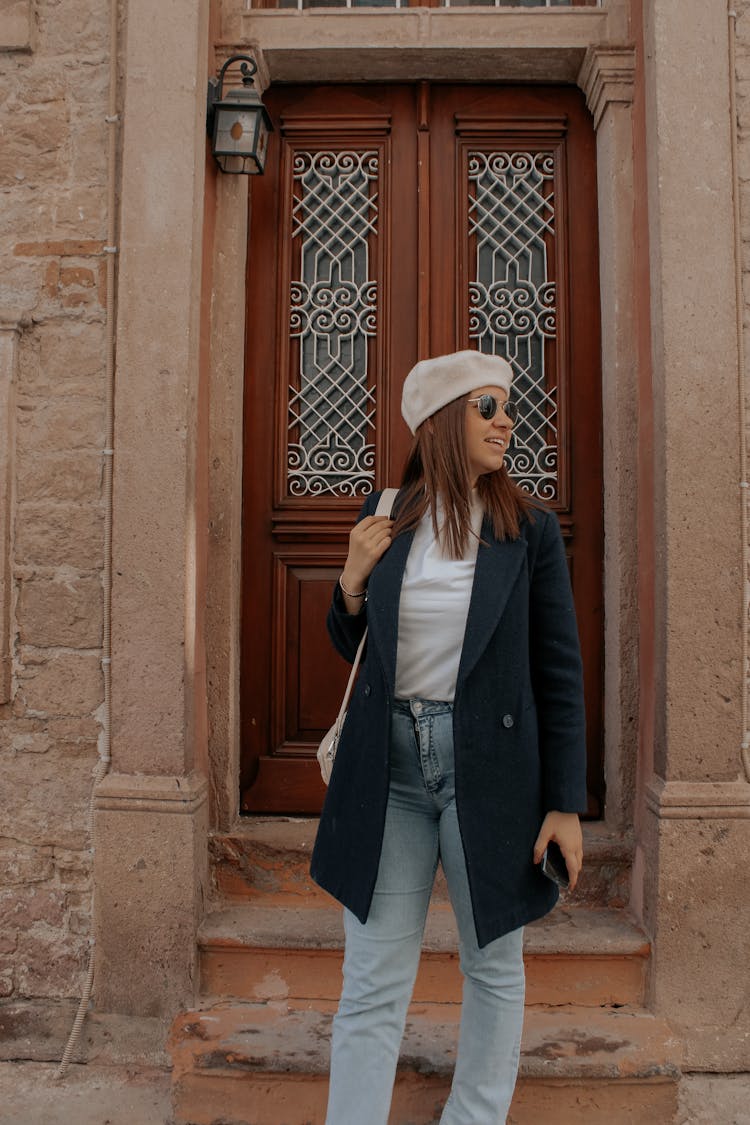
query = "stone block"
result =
(52, 187, 107, 237)
(0, 932, 17, 955)
(13, 240, 105, 257)
(0, 184, 106, 243)
(0, 741, 95, 850)
(16, 649, 102, 715)
(0, 0, 34, 51)
(0, 886, 66, 931)
(15, 396, 105, 454)
(15, 451, 103, 503)
(45, 715, 100, 741)
(0, 728, 52, 755)
(15, 501, 104, 567)
(58, 266, 95, 290)
(17, 572, 102, 647)
(32, 261, 105, 312)
(651, 813, 750, 1070)
(70, 117, 108, 185)
(0, 259, 38, 310)
(14, 932, 86, 998)
(679, 1074, 750, 1125)
(0, 717, 99, 759)
(68, 910, 90, 936)
(5, 63, 66, 108)
(42, 259, 58, 298)
(0, 101, 70, 188)
(53, 850, 91, 888)
(0, 841, 53, 886)
(94, 775, 209, 1016)
(36, 0, 109, 55)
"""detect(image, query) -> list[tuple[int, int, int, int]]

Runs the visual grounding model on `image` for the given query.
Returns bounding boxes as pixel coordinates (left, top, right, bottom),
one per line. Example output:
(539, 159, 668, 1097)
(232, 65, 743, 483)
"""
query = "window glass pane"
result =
(468, 150, 558, 500)
(287, 150, 380, 497)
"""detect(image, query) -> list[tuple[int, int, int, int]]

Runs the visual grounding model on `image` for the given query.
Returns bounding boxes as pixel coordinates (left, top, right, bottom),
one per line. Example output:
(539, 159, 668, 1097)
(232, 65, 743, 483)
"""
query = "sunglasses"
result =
(467, 394, 519, 424)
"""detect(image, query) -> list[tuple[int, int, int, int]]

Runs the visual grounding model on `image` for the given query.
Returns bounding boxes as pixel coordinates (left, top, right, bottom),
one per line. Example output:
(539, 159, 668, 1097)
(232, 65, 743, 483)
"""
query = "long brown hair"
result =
(391, 394, 535, 558)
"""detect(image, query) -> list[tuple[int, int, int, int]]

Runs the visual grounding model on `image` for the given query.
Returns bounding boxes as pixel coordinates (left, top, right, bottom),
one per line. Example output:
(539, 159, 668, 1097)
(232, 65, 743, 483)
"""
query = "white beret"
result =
(401, 350, 514, 434)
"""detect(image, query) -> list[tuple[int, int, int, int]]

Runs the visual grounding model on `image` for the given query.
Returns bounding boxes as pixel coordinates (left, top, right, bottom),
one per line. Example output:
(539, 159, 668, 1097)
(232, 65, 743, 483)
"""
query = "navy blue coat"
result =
(310, 490, 588, 947)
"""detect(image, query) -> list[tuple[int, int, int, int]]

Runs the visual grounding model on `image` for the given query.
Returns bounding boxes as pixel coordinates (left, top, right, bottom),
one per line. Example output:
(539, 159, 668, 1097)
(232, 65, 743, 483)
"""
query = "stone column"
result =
(578, 46, 639, 833)
(93, 0, 211, 1015)
(637, 0, 750, 1069)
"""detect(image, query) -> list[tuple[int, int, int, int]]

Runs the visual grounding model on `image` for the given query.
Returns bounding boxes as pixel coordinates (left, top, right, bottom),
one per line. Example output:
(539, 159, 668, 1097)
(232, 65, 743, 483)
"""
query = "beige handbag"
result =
(317, 488, 398, 785)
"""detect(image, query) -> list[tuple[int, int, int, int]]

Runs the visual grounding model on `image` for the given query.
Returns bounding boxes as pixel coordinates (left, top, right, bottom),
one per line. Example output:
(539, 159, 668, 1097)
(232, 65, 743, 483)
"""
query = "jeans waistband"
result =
(393, 697, 454, 718)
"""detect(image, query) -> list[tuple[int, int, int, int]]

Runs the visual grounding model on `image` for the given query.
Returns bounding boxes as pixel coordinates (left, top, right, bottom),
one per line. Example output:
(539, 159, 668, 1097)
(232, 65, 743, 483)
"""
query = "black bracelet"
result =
(339, 575, 367, 598)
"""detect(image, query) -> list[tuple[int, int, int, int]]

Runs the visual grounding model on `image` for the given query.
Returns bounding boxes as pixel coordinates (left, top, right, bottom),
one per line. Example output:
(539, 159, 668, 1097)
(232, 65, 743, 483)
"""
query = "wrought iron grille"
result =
(468, 150, 558, 500)
(287, 150, 379, 497)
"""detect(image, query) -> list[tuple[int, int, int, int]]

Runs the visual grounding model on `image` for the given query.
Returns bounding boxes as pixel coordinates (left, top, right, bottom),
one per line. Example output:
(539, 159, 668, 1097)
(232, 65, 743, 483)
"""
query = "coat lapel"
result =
(365, 525, 414, 693)
(456, 518, 528, 688)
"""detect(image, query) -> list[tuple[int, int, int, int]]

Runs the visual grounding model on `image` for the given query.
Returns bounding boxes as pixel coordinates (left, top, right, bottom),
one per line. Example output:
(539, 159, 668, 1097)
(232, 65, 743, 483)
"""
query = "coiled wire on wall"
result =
(54, 0, 118, 1081)
(728, 6, 750, 785)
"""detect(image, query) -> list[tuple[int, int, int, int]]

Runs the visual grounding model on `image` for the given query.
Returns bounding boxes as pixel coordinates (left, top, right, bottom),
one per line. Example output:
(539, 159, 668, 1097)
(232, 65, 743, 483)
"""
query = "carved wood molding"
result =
(577, 45, 636, 131)
(454, 115, 568, 139)
(645, 776, 750, 820)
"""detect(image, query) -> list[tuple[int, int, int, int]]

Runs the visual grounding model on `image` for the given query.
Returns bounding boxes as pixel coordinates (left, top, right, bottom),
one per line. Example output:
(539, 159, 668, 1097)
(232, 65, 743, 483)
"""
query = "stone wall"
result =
(0, 0, 110, 1003)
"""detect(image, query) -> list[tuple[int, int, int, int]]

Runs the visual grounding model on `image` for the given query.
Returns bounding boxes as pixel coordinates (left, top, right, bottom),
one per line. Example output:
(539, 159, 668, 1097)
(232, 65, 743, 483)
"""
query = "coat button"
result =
(364, 684, 371, 697)
(502, 714, 514, 729)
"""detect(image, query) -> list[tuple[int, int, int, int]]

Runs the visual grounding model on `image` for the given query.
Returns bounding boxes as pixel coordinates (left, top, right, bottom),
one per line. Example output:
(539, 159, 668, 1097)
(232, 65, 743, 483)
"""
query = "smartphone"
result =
(541, 840, 570, 888)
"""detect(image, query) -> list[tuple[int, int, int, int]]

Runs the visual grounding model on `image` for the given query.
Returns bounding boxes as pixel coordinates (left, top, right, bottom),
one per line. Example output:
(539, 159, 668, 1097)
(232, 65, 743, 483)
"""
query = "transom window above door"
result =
(253, 0, 600, 10)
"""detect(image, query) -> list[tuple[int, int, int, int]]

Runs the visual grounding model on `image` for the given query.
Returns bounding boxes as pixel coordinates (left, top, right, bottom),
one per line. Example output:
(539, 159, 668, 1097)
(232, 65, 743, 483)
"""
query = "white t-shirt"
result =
(394, 495, 484, 702)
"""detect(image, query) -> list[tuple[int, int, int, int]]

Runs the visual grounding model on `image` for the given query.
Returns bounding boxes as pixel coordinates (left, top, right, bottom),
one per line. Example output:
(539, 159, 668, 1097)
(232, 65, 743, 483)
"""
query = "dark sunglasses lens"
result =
(477, 394, 497, 420)
(477, 394, 517, 422)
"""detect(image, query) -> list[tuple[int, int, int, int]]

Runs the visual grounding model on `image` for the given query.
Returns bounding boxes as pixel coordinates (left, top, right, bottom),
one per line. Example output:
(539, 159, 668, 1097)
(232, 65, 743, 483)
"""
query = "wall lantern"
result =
(206, 55, 273, 175)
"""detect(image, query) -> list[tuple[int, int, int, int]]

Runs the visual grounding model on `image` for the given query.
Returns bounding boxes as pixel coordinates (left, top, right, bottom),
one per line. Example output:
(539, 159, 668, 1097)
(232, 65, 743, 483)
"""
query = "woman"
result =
(311, 350, 587, 1125)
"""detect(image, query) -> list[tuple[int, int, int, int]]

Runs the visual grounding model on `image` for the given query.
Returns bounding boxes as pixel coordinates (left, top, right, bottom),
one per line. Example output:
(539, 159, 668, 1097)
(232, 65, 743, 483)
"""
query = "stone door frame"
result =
(207, 8, 640, 837)
(96, 0, 750, 1069)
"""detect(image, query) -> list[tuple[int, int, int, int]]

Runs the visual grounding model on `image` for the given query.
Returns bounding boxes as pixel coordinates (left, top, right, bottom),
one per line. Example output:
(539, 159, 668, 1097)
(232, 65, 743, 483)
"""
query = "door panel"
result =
(242, 86, 418, 811)
(241, 84, 602, 816)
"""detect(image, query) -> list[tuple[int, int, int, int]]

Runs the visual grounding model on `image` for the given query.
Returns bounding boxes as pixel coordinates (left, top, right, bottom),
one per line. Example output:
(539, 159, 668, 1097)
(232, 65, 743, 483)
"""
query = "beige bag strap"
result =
(333, 487, 398, 732)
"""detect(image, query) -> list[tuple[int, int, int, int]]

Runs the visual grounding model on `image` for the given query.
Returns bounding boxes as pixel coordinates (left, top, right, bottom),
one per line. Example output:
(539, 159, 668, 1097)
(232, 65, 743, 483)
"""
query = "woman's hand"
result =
(533, 811, 583, 890)
(339, 515, 394, 613)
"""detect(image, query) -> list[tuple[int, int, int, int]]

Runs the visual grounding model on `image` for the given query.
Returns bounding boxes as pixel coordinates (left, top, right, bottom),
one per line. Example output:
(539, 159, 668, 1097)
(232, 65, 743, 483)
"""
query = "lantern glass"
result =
(214, 106, 259, 171)
(207, 57, 273, 175)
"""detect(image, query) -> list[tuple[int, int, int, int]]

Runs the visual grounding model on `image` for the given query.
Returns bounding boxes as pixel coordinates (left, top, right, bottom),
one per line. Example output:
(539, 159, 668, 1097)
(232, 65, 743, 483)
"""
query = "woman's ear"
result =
(426, 418, 435, 436)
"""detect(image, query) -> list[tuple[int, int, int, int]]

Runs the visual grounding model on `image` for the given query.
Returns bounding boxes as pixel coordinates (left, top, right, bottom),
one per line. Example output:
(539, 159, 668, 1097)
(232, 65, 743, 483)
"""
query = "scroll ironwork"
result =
(287, 150, 379, 498)
(468, 149, 558, 501)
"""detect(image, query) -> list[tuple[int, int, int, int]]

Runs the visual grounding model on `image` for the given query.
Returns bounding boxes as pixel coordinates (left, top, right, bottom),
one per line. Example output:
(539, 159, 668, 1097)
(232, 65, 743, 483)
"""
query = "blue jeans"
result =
(326, 699, 525, 1125)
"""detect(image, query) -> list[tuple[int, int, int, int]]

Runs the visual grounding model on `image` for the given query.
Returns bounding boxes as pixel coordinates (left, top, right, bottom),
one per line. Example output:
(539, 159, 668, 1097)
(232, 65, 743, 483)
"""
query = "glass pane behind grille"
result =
(287, 150, 379, 498)
(468, 150, 558, 501)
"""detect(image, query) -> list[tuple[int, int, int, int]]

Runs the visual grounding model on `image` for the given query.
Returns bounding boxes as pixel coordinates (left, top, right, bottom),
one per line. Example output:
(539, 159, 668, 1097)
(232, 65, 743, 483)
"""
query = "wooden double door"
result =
(241, 83, 603, 816)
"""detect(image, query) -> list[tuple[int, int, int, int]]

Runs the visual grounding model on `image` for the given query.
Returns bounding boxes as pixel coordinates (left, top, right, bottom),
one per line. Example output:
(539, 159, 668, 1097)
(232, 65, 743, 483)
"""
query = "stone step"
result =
(168, 1001, 682, 1125)
(199, 903, 649, 1009)
(209, 819, 633, 909)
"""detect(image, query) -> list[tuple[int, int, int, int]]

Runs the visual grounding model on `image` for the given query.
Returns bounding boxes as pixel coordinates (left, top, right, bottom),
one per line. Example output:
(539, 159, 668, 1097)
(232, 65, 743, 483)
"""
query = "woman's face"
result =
(464, 384, 514, 487)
